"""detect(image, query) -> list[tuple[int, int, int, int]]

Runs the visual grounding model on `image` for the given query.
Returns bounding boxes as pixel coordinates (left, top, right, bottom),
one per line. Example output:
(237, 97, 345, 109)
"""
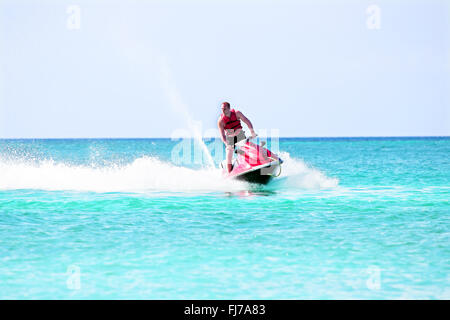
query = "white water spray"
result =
(0, 154, 338, 193)
(159, 57, 216, 169)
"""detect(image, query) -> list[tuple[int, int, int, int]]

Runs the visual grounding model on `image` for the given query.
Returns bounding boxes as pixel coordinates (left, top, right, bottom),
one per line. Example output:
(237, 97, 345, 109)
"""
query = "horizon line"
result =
(0, 135, 449, 140)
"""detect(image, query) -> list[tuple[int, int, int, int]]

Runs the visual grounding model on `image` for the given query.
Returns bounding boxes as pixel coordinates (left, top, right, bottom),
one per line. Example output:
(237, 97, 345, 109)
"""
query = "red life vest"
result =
(221, 109, 242, 131)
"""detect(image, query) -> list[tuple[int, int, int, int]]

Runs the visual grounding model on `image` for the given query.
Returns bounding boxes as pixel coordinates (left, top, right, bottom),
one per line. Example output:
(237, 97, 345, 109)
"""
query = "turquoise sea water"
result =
(0, 137, 449, 299)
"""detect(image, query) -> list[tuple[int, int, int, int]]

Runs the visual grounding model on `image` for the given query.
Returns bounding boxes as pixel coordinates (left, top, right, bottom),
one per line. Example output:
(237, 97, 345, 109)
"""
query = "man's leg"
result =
(226, 145, 234, 173)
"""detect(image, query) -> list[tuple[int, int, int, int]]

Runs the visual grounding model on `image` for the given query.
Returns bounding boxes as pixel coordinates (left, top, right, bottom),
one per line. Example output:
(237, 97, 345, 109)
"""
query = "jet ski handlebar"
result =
(245, 134, 258, 142)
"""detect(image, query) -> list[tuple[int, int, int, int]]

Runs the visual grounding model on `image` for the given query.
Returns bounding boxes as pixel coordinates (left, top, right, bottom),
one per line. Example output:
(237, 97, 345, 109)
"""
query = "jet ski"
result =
(221, 136, 283, 184)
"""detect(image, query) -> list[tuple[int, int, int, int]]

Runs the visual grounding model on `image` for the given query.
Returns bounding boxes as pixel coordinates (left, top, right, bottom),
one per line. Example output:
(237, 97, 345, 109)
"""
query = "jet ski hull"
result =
(222, 138, 283, 185)
(233, 162, 281, 184)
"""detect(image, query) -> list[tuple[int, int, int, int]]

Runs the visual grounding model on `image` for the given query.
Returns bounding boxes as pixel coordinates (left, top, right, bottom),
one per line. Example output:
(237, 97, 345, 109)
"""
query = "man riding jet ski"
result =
(217, 102, 283, 184)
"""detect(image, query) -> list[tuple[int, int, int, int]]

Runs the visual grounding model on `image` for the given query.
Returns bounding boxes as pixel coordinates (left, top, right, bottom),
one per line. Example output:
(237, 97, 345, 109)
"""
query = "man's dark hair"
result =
(222, 102, 230, 108)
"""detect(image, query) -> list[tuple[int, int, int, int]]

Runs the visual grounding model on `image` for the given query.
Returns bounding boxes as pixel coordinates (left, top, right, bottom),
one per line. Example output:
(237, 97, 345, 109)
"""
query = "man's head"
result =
(221, 102, 231, 116)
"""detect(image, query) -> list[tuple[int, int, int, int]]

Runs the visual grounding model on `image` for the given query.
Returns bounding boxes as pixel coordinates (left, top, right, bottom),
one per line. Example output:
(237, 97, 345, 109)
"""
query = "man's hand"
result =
(236, 111, 257, 139)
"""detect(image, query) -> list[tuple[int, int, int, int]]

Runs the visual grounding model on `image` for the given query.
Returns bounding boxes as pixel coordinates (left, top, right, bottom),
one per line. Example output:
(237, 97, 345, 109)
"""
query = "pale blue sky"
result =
(0, 0, 449, 138)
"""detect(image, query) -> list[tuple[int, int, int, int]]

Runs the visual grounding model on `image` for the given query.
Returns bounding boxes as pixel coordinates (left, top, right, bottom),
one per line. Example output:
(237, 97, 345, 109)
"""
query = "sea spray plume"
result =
(158, 57, 216, 169)
(114, 25, 218, 168)
(100, 22, 216, 168)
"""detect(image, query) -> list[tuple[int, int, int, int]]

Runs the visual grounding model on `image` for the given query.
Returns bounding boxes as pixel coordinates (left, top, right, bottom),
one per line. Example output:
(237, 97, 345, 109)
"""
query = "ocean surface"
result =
(0, 137, 448, 299)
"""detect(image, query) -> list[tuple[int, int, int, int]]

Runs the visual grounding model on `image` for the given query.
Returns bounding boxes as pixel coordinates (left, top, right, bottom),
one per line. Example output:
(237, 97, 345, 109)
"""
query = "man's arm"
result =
(236, 111, 256, 137)
(217, 119, 227, 145)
